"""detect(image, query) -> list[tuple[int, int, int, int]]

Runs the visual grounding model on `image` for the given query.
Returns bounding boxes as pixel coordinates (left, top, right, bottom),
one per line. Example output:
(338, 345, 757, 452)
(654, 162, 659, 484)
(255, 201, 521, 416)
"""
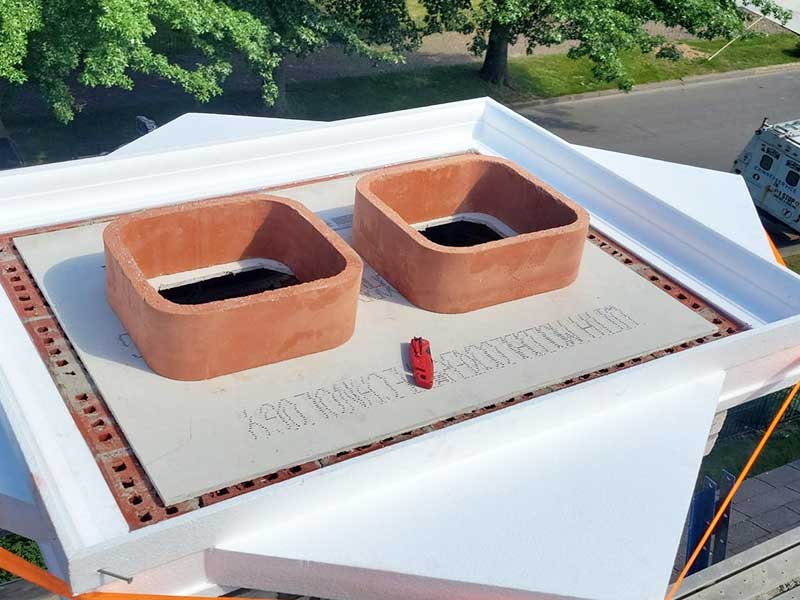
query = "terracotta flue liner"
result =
(352, 155, 590, 313)
(103, 193, 363, 380)
(0, 190, 742, 530)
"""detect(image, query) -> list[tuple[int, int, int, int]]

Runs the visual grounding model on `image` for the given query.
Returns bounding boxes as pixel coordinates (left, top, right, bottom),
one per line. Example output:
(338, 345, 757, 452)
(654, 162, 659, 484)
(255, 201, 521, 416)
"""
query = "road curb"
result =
(510, 62, 800, 110)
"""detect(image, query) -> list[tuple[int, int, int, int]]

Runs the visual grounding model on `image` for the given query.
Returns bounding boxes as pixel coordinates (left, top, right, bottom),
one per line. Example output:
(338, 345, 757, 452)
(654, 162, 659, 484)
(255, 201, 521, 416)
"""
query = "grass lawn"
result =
(700, 416, 800, 484)
(4, 33, 799, 165)
(783, 253, 800, 273)
(288, 33, 800, 120)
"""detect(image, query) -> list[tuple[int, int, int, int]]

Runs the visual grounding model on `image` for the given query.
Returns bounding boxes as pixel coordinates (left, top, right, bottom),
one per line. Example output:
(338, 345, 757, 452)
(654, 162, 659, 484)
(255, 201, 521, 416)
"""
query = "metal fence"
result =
(718, 387, 800, 440)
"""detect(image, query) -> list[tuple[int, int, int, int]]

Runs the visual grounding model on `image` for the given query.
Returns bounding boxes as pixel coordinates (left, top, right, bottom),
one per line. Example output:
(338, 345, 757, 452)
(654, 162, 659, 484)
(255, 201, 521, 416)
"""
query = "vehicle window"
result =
(760, 154, 774, 170)
(788, 170, 800, 187)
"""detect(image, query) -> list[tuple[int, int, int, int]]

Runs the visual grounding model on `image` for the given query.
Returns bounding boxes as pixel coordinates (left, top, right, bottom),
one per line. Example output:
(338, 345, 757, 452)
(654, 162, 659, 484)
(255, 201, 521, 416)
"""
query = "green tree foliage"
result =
(421, 0, 792, 86)
(0, 0, 420, 122)
(0, 534, 44, 584)
(1, 1, 792, 124)
(228, 1, 420, 109)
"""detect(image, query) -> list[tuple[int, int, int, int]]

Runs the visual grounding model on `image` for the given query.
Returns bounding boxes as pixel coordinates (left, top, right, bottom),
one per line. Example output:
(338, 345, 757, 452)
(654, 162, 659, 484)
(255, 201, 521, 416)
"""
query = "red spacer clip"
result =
(409, 337, 434, 389)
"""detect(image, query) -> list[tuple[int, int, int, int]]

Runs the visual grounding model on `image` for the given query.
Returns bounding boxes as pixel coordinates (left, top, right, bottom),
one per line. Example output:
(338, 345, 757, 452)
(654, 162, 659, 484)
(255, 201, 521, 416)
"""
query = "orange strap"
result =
(5, 375, 799, 600)
(665, 378, 800, 600)
(765, 228, 786, 267)
(0, 546, 72, 597)
(78, 594, 275, 600)
(0, 544, 276, 599)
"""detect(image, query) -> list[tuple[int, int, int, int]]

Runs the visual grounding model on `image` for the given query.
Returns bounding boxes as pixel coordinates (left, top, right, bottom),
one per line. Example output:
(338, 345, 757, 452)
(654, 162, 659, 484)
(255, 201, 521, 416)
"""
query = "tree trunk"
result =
(0, 81, 10, 137)
(479, 21, 511, 86)
(268, 61, 289, 117)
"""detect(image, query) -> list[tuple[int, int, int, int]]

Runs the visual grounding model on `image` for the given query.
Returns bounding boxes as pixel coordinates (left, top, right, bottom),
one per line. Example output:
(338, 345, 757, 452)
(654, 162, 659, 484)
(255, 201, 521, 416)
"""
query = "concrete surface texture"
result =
(103, 194, 363, 380)
(6, 98, 800, 599)
(352, 155, 589, 312)
(14, 206, 715, 505)
(212, 373, 725, 600)
(520, 69, 800, 172)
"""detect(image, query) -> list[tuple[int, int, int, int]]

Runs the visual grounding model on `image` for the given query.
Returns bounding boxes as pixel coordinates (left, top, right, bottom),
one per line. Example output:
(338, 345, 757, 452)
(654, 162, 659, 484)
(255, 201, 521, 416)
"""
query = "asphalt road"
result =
(519, 69, 800, 173)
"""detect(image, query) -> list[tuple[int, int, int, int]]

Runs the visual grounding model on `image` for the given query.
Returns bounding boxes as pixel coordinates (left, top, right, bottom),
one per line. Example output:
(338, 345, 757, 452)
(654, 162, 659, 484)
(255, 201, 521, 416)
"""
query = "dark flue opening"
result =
(159, 267, 300, 305)
(419, 220, 504, 247)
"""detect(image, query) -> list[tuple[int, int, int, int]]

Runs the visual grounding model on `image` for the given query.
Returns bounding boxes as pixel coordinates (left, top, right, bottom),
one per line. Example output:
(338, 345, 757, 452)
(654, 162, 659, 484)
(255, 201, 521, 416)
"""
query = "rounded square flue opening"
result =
(103, 193, 364, 379)
(116, 197, 347, 306)
(413, 213, 516, 248)
(368, 156, 580, 236)
(352, 155, 591, 313)
(151, 258, 301, 305)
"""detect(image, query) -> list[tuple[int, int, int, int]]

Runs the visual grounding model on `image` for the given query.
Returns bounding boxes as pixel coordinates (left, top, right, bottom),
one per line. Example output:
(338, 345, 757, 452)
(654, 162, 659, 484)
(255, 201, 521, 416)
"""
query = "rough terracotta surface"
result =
(352, 155, 590, 313)
(104, 194, 363, 380)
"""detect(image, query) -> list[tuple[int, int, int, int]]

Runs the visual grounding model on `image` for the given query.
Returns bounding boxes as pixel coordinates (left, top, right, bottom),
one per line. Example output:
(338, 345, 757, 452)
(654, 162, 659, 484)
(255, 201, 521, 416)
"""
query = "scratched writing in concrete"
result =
(359, 270, 398, 303)
(241, 304, 639, 440)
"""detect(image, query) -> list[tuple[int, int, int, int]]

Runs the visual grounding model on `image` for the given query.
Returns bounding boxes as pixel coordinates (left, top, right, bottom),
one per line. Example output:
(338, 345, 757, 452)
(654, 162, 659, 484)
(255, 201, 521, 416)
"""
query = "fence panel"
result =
(718, 388, 800, 439)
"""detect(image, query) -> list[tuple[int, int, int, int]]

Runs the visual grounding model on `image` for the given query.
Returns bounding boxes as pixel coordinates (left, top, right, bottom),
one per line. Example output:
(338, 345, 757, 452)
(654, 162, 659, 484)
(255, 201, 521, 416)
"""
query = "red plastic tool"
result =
(409, 336, 434, 389)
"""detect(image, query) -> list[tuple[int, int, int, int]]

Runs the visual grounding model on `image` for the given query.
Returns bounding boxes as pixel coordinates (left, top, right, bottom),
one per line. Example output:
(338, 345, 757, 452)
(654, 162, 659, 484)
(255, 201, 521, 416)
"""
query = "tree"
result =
(229, 1, 421, 113)
(423, 0, 792, 87)
(0, 0, 421, 123)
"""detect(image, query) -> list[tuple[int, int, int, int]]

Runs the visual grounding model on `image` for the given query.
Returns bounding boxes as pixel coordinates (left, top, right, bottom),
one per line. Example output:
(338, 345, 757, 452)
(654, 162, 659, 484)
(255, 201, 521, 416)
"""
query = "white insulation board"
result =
(15, 173, 716, 505)
(214, 372, 725, 600)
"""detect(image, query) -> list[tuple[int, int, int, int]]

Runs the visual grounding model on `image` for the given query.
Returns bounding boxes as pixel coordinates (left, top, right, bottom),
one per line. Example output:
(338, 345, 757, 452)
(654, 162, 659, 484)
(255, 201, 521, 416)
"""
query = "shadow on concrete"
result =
(523, 105, 601, 134)
(43, 252, 154, 376)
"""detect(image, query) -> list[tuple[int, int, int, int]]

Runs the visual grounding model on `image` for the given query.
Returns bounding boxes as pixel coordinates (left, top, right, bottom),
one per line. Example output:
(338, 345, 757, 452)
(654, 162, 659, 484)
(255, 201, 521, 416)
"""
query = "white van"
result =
(734, 118, 800, 231)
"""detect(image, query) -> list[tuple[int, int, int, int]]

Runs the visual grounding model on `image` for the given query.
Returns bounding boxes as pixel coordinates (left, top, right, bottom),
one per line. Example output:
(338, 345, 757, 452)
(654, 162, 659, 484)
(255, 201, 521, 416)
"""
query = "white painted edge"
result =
(208, 553, 574, 600)
(572, 144, 776, 264)
(0, 287, 128, 555)
(475, 100, 800, 326)
(107, 112, 778, 269)
(92, 550, 235, 598)
(61, 315, 800, 593)
(110, 113, 322, 158)
(0, 99, 798, 592)
(208, 371, 724, 600)
(0, 100, 483, 228)
(412, 212, 519, 237)
(121, 113, 784, 275)
(0, 403, 46, 540)
(2, 98, 798, 323)
(148, 258, 293, 291)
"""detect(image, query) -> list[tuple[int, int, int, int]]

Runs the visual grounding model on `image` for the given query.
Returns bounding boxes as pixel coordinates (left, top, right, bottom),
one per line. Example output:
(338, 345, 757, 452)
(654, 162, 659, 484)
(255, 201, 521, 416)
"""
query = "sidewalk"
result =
(0, 580, 56, 600)
(729, 460, 800, 553)
(672, 460, 800, 580)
